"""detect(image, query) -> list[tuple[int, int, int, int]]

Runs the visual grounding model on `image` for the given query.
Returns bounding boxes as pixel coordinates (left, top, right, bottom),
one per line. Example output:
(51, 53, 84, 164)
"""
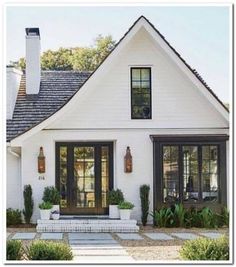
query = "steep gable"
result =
(9, 16, 229, 145)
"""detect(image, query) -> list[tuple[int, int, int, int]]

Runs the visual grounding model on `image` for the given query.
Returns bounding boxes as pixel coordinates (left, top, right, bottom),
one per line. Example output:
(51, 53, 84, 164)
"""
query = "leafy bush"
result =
(140, 184, 150, 226)
(38, 202, 53, 210)
(180, 236, 229, 260)
(108, 189, 124, 205)
(7, 208, 22, 226)
(7, 240, 22, 260)
(173, 204, 186, 227)
(23, 185, 34, 224)
(151, 207, 173, 227)
(28, 241, 73, 260)
(118, 201, 134, 209)
(198, 207, 218, 228)
(219, 207, 229, 227)
(42, 186, 60, 205)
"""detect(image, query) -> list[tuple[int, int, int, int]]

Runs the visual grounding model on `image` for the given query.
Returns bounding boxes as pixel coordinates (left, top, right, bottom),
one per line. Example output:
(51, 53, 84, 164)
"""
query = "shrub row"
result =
(180, 235, 229, 260)
(7, 209, 22, 226)
(151, 204, 229, 228)
(7, 240, 73, 261)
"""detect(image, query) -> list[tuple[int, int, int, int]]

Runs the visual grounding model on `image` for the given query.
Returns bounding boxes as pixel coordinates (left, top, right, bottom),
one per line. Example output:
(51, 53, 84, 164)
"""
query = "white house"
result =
(6, 16, 229, 226)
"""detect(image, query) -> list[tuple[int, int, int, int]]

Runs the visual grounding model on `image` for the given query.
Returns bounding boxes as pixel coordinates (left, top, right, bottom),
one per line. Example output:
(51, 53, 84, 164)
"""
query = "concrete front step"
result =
(36, 219, 139, 233)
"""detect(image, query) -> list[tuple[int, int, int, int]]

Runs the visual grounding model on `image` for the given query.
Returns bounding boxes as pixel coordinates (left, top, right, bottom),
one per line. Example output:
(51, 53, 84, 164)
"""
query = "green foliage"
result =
(219, 207, 229, 227)
(139, 184, 150, 226)
(173, 204, 186, 227)
(7, 208, 22, 226)
(151, 207, 174, 227)
(42, 186, 60, 205)
(23, 185, 34, 224)
(27, 241, 73, 260)
(108, 189, 124, 205)
(118, 201, 134, 210)
(198, 207, 218, 229)
(38, 202, 53, 210)
(180, 236, 229, 260)
(16, 35, 116, 71)
(7, 240, 22, 260)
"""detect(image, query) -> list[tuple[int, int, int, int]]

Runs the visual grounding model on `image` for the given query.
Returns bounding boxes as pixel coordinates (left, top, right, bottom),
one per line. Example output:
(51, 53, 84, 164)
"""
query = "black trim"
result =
(152, 135, 228, 211)
(55, 142, 114, 215)
(130, 67, 152, 119)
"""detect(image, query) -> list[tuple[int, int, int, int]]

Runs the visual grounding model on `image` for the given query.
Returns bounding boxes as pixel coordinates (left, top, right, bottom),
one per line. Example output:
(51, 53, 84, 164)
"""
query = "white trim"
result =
(10, 17, 229, 146)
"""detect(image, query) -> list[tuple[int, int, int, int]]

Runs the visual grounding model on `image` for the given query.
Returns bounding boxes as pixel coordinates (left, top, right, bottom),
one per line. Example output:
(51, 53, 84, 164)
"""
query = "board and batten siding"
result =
(47, 27, 228, 130)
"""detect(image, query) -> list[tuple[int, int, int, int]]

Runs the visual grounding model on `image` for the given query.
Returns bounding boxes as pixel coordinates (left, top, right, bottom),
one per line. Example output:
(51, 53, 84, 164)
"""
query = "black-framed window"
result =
(152, 135, 228, 210)
(131, 68, 151, 119)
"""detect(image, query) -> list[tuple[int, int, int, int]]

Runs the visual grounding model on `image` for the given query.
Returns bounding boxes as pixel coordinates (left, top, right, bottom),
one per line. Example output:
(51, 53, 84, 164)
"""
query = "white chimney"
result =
(25, 28, 41, 94)
(6, 66, 22, 119)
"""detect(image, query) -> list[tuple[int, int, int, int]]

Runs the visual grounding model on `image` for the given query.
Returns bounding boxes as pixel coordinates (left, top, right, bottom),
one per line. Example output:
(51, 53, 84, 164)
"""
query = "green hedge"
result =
(7, 240, 22, 260)
(7, 208, 22, 226)
(180, 236, 229, 260)
(28, 241, 73, 260)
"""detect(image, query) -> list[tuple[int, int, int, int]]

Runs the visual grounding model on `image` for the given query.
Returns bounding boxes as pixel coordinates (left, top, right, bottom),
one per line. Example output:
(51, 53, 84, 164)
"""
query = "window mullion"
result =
(179, 145, 183, 203)
(198, 145, 203, 202)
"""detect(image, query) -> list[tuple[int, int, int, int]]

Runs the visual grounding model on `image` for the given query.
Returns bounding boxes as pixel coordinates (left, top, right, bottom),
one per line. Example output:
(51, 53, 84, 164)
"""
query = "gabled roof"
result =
(8, 16, 229, 144)
(7, 71, 91, 141)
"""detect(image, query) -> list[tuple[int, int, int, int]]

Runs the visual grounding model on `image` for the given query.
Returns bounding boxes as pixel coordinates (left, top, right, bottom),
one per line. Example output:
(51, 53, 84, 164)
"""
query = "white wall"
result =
(6, 67, 22, 119)
(19, 127, 228, 223)
(7, 150, 22, 210)
(48, 27, 228, 130)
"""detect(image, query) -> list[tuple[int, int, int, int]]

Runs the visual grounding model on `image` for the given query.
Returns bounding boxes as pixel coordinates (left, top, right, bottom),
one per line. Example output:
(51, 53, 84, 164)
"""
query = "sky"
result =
(6, 5, 230, 102)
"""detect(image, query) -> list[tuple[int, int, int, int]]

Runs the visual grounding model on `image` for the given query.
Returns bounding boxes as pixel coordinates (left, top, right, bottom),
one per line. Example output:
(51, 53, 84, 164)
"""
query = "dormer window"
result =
(131, 68, 151, 119)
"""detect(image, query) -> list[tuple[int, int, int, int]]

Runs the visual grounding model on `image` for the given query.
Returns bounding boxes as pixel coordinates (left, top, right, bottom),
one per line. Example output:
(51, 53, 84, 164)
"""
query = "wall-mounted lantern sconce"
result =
(38, 147, 45, 173)
(124, 146, 132, 173)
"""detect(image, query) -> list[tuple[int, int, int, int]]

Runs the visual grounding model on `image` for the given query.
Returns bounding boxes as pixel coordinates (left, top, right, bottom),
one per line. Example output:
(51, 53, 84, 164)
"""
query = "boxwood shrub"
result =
(180, 236, 229, 260)
(7, 208, 22, 226)
(7, 240, 22, 260)
(28, 241, 73, 260)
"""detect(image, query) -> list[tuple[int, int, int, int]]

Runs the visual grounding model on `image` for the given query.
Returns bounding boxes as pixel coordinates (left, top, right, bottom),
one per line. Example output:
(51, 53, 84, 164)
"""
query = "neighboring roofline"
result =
(9, 15, 229, 145)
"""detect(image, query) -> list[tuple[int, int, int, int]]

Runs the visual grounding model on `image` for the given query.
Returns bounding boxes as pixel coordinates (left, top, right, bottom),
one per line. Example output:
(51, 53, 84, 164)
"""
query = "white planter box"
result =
(119, 209, 131, 220)
(40, 209, 51, 220)
(51, 213, 60, 220)
(109, 205, 120, 219)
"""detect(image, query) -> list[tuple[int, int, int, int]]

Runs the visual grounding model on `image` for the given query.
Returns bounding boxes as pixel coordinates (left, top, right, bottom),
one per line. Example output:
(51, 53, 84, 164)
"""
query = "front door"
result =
(56, 142, 113, 215)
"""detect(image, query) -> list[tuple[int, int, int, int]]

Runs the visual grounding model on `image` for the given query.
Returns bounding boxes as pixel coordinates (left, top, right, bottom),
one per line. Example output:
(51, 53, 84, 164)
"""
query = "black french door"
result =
(56, 142, 113, 215)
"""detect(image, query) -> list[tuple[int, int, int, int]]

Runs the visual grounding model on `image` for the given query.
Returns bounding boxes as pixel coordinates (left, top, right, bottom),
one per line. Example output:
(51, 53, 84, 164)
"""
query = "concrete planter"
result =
(40, 209, 51, 220)
(119, 209, 132, 220)
(109, 205, 120, 219)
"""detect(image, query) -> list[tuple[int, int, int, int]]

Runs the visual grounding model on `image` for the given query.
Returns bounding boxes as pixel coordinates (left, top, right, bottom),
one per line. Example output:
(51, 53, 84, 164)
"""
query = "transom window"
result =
(131, 68, 151, 119)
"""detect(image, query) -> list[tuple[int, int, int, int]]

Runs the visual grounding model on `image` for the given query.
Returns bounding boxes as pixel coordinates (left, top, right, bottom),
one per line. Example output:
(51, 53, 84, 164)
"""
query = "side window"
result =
(131, 68, 151, 119)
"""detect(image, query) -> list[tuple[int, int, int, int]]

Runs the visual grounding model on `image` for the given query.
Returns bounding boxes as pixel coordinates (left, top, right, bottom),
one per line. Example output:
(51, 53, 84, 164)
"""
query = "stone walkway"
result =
(7, 231, 225, 262)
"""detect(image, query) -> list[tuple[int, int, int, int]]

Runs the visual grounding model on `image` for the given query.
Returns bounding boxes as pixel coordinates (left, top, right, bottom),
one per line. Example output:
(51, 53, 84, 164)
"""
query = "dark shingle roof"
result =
(7, 71, 91, 141)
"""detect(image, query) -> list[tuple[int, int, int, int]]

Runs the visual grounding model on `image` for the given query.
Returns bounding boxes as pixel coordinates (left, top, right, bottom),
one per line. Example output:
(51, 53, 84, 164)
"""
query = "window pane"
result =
(131, 68, 151, 119)
(183, 146, 199, 202)
(132, 106, 150, 119)
(59, 146, 67, 208)
(132, 93, 150, 106)
(141, 68, 150, 80)
(132, 69, 140, 80)
(163, 146, 179, 203)
(202, 146, 218, 202)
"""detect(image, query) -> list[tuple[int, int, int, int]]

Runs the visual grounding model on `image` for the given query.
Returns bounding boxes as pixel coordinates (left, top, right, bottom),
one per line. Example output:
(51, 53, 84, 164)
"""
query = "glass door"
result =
(56, 142, 113, 215)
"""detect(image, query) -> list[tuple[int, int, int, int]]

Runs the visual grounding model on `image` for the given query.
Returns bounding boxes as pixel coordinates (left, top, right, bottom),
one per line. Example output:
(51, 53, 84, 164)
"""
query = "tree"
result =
(23, 184, 34, 224)
(15, 35, 116, 71)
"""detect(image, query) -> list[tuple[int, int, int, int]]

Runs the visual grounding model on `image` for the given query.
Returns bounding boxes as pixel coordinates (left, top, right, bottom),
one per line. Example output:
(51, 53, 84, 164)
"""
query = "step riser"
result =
(37, 227, 139, 233)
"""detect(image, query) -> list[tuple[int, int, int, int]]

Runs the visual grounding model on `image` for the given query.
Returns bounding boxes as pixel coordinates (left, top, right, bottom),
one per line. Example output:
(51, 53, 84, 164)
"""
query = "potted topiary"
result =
(43, 186, 60, 219)
(38, 202, 53, 220)
(118, 201, 134, 220)
(108, 189, 124, 219)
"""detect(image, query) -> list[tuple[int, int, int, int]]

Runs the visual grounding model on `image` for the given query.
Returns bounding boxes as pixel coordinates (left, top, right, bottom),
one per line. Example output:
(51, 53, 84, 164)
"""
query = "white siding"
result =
(48, 28, 228, 130)
(7, 151, 22, 210)
(20, 127, 228, 223)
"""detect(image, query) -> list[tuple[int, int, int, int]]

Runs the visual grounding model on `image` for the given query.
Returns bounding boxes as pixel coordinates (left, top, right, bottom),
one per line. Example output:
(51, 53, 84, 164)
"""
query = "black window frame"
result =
(151, 135, 228, 211)
(130, 67, 152, 119)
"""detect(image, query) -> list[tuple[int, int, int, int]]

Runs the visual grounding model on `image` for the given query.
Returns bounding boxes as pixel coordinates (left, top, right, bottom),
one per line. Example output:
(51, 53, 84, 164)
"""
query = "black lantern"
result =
(38, 147, 45, 173)
(124, 146, 132, 173)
